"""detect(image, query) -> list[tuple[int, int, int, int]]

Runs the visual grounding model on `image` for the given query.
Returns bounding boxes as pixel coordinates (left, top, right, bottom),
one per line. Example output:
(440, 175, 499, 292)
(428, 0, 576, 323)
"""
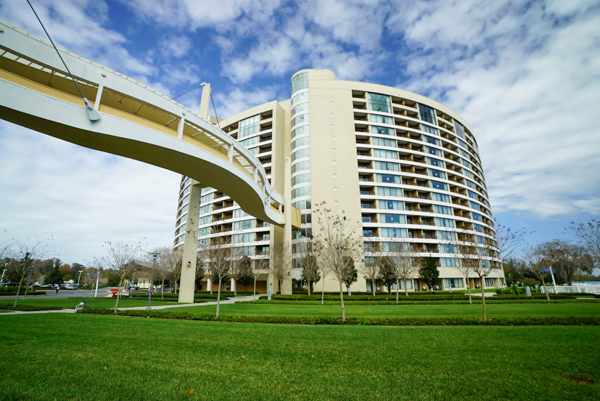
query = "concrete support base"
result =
(178, 181, 201, 303)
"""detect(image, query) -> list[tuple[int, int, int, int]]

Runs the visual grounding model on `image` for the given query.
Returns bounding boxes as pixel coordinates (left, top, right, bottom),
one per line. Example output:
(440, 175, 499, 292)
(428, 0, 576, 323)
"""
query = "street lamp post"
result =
(77, 270, 83, 287)
(146, 254, 157, 310)
(23, 253, 32, 300)
(1, 266, 7, 283)
(94, 268, 101, 298)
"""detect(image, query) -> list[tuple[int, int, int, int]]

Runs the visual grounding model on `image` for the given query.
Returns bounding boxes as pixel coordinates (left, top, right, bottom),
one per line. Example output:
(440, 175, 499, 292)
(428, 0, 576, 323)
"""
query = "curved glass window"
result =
(374, 149, 398, 159)
(419, 104, 437, 124)
(381, 214, 406, 224)
(291, 136, 310, 150)
(432, 192, 451, 203)
(440, 244, 457, 253)
(234, 209, 250, 218)
(373, 137, 396, 147)
(377, 174, 401, 184)
(371, 114, 393, 124)
(377, 186, 402, 197)
(291, 102, 309, 116)
(455, 122, 466, 139)
(431, 181, 448, 191)
(292, 173, 310, 186)
(291, 148, 310, 161)
(292, 160, 311, 174)
(239, 115, 259, 139)
(291, 125, 309, 139)
(234, 219, 255, 230)
(371, 125, 393, 135)
(426, 146, 442, 156)
(424, 136, 440, 146)
(441, 258, 461, 267)
(435, 205, 453, 215)
(438, 230, 457, 240)
(429, 169, 446, 179)
(380, 200, 404, 210)
(291, 72, 308, 94)
(436, 217, 455, 228)
(368, 93, 391, 113)
(381, 227, 407, 238)
(292, 186, 311, 198)
(422, 125, 439, 136)
(291, 92, 309, 105)
(291, 113, 309, 128)
(240, 136, 259, 147)
(428, 157, 445, 168)
(375, 161, 399, 171)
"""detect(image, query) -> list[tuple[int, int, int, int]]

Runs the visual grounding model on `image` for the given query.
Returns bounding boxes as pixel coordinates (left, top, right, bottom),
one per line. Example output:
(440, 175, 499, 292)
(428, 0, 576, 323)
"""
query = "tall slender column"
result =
(178, 181, 201, 303)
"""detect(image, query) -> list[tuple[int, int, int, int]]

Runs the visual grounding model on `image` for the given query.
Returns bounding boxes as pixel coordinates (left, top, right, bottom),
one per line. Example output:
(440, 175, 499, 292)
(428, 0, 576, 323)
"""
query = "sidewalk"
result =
(0, 294, 265, 316)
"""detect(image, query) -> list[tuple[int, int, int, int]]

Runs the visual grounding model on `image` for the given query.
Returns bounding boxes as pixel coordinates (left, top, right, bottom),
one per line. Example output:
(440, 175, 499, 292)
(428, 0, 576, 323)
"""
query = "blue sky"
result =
(1, 0, 599, 263)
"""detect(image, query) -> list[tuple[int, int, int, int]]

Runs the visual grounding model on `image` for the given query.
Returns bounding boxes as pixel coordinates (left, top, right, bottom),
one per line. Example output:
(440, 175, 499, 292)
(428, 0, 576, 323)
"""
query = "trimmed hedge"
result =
(240, 299, 592, 306)
(0, 303, 62, 311)
(273, 294, 467, 302)
(79, 308, 600, 326)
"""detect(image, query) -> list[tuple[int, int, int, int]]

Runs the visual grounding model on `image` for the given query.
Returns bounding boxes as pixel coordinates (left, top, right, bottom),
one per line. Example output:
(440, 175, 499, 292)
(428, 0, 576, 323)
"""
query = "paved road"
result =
(0, 287, 115, 300)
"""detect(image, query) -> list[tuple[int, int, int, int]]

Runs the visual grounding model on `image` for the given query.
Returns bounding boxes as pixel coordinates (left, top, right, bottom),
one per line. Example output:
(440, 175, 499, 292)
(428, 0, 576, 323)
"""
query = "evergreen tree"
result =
(419, 257, 439, 292)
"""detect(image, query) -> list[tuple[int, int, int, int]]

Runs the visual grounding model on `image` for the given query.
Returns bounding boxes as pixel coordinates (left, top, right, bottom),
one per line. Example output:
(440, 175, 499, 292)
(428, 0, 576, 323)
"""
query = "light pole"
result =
(77, 270, 83, 287)
(94, 268, 101, 298)
(23, 253, 32, 299)
(1, 266, 7, 283)
(130, 268, 136, 298)
(146, 254, 157, 310)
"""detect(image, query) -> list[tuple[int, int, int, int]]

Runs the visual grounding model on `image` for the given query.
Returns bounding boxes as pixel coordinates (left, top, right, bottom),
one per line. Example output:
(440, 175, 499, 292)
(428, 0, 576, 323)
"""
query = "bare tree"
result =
(201, 237, 237, 318)
(269, 242, 291, 294)
(102, 240, 144, 313)
(569, 220, 600, 267)
(360, 253, 379, 297)
(5, 234, 51, 307)
(298, 240, 320, 295)
(251, 258, 268, 302)
(471, 237, 497, 321)
(524, 247, 552, 302)
(385, 242, 418, 303)
(495, 219, 532, 260)
(455, 237, 480, 305)
(313, 201, 362, 321)
(145, 247, 171, 300)
(539, 240, 593, 285)
(166, 250, 183, 293)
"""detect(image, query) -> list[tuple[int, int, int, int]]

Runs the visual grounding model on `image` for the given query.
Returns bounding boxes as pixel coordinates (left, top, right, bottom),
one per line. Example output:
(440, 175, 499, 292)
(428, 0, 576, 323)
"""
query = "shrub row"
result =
(79, 308, 600, 326)
(273, 294, 467, 302)
(0, 303, 62, 311)
(241, 299, 589, 306)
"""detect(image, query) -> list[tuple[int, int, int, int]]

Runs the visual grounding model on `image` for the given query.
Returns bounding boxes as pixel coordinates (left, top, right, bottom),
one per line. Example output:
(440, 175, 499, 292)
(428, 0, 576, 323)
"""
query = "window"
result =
(201, 187, 212, 194)
(398, 279, 413, 289)
(198, 216, 210, 226)
(435, 205, 453, 215)
(455, 122, 466, 139)
(468, 190, 478, 200)
(291, 72, 308, 93)
(200, 194, 212, 204)
(474, 224, 484, 233)
(291, 102, 309, 116)
(477, 235, 486, 244)
(291, 91, 308, 105)
(371, 114, 393, 124)
(377, 174, 400, 184)
(181, 194, 189, 205)
(292, 160, 310, 174)
(293, 200, 312, 210)
(292, 136, 310, 150)
(292, 173, 311, 186)
(361, 202, 372, 209)
(234, 219, 255, 230)
(458, 138, 469, 150)
(382, 242, 409, 252)
(419, 104, 436, 124)
(436, 218, 455, 228)
(239, 136, 259, 147)
(463, 170, 475, 180)
(472, 213, 482, 222)
(363, 229, 374, 237)
(432, 192, 451, 203)
(291, 125, 309, 139)
(291, 148, 310, 161)
(428, 157, 445, 168)
(291, 113, 309, 128)
(425, 146, 442, 157)
(429, 169, 447, 179)
(234, 209, 249, 218)
(371, 125, 393, 135)
(422, 124, 439, 136)
(459, 149, 470, 159)
(292, 186, 311, 198)
(485, 278, 494, 287)
(362, 216, 372, 223)
(381, 214, 405, 224)
(374, 149, 398, 159)
(381, 227, 408, 238)
(239, 115, 259, 139)
(466, 180, 476, 189)
(380, 200, 404, 210)
(378, 187, 403, 197)
(373, 137, 396, 147)
(198, 227, 210, 236)
(444, 278, 463, 288)
(462, 159, 472, 170)
(441, 258, 461, 267)
(368, 93, 391, 113)
(431, 181, 448, 190)
(233, 233, 254, 243)
(375, 161, 399, 171)
(363, 243, 374, 252)
(301, 214, 312, 224)
(440, 244, 457, 253)
(438, 230, 457, 240)
(424, 135, 440, 146)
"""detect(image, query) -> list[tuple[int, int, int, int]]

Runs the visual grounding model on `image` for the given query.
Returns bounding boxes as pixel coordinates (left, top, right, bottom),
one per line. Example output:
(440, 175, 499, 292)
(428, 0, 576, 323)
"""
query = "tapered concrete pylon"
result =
(179, 181, 201, 303)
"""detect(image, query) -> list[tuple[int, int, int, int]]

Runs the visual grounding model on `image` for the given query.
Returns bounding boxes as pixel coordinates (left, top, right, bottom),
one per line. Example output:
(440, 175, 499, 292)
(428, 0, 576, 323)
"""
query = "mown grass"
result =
(0, 314, 598, 400)
(0, 297, 181, 310)
(159, 301, 600, 318)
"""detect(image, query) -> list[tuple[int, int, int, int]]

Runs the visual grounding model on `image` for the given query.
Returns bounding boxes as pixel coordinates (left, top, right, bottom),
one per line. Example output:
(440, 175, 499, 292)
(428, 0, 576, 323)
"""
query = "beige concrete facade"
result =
(175, 69, 504, 293)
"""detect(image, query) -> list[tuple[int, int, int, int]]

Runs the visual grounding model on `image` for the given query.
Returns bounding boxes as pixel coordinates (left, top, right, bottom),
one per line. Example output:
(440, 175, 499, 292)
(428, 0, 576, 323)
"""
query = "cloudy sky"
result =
(1, 0, 599, 264)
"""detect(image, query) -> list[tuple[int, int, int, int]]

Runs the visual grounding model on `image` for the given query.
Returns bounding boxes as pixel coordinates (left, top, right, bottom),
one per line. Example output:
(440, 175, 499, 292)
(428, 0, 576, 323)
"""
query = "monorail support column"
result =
(179, 180, 201, 303)
(282, 157, 293, 295)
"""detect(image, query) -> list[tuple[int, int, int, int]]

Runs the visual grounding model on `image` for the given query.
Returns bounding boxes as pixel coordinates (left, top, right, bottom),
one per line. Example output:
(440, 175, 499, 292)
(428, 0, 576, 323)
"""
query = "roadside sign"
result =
(541, 268, 556, 273)
(89, 273, 98, 279)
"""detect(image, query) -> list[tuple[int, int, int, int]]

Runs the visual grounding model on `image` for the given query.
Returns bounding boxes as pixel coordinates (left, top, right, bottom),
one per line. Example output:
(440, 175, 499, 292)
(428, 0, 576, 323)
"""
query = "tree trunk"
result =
(372, 279, 376, 296)
(216, 276, 222, 318)
(114, 277, 123, 314)
(467, 278, 472, 304)
(13, 274, 25, 307)
(339, 280, 345, 322)
(480, 276, 486, 321)
(233, 279, 237, 296)
(321, 273, 325, 305)
(396, 279, 399, 304)
(175, 281, 178, 294)
(253, 278, 256, 302)
(161, 278, 165, 300)
(307, 279, 311, 295)
(404, 278, 408, 297)
(541, 277, 550, 302)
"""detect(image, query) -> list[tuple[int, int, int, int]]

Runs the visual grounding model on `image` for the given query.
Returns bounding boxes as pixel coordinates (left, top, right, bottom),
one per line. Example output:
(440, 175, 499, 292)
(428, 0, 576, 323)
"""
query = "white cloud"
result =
(214, 86, 282, 119)
(0, 122, 180, 263)
(389, 0, 600, 218)
(159, 35, 193, 58)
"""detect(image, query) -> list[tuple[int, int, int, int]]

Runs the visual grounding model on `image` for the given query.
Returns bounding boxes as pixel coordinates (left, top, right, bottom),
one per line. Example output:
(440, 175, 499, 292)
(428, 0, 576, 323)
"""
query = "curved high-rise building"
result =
(174, 69, 503, 293)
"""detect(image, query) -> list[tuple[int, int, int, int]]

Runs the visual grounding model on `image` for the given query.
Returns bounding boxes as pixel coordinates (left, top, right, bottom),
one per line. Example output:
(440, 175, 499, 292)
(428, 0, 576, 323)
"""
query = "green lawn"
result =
(159, 301, 600, 318)
(0, 314, 598, 400)
(0, 297, 181, 310)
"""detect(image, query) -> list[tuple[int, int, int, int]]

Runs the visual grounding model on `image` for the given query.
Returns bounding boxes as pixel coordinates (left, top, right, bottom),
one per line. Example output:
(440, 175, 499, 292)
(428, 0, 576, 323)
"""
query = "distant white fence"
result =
(541, 284, 600, 295)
